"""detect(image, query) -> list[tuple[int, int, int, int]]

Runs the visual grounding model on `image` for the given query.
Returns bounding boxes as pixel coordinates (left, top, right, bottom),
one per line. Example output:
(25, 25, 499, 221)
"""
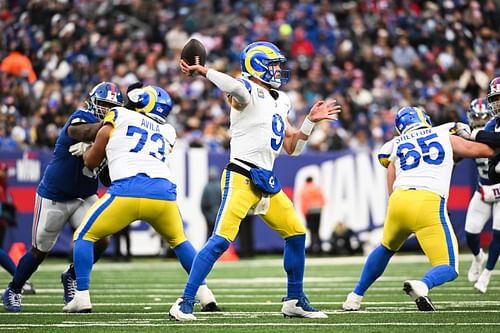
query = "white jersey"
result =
(379, 126, 454, 198)
(229, 78, 291, 170)
(103, 107, 176, 182)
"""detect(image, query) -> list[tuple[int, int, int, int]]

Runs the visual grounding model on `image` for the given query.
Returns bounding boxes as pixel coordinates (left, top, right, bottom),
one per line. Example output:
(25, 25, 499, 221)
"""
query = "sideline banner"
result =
(0, 148, 480, 255)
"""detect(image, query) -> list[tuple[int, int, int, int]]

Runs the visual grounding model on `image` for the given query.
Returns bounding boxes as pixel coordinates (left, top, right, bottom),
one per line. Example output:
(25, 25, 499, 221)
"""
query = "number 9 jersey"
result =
(103, 107, 176, 184)
(378, 126, 454, 198)
(229, 78, 290, 170)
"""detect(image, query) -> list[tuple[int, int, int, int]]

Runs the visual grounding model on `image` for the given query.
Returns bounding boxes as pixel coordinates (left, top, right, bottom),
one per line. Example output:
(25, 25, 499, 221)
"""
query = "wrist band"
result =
(300, 117, 315, 136)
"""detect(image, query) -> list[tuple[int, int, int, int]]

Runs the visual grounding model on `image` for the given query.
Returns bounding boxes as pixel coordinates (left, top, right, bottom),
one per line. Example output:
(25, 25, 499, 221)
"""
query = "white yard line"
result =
(1, 323, 500, 328)
(35, 254, 493, 272)
(2, 310, 500, 316)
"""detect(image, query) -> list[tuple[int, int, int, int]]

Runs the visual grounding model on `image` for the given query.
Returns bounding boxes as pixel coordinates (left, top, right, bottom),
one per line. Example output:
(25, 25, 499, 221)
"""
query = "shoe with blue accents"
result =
(2, 284, 22, 312)
(169, 297, 197, 321)
(281, 294, 328, 318)
(61, 268, 76, 304)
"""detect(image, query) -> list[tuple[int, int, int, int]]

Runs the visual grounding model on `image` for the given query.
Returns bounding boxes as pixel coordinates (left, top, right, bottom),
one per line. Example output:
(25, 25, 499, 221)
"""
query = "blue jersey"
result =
(37, 109, 100, 201)
(480, 118, 500, 186)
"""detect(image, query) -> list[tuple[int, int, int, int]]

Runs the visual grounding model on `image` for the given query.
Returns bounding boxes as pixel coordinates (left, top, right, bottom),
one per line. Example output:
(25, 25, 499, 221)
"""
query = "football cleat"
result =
(468, 249, 485, 282)
(403, 280, 436, 311)
(197, 284, 221, 312)
(2, 284, 22, 312)
(281, 295, 328, 318)
(62, 290, 92, 313)
(22, 281, 36, 295)
(61, 268, 76, 304)
(169, 297, 197, 321)
(474, 269, 492, 294)
(342, 292, 363, 311)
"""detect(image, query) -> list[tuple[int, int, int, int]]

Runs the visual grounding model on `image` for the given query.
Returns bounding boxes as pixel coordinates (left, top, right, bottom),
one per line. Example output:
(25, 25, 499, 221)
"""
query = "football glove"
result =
(69, 142, 92, 156)
(453, 122, 472, 139)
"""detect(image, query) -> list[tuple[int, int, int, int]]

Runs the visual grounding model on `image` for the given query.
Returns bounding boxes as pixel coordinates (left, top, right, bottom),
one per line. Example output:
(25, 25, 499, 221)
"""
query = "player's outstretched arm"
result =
(283, 100, 341, 156)
(179, 60, 250, 109)
(83, 124, 112, 169)
(67, 122, 103, 142)
(450, 135, 495, 159)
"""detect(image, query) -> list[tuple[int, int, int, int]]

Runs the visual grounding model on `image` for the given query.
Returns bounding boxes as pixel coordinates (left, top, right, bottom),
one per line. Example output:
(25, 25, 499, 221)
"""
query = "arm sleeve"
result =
(488, 154, 500, 183)
(206, 69, 251, 105)
(377, 140, 395, 168)
(474, 131, 500, 148)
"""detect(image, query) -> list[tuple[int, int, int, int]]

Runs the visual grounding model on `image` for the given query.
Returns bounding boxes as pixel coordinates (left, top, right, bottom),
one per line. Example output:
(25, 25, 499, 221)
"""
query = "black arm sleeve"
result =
(488, 154, 500, 183)
(475, 130, 500, 148)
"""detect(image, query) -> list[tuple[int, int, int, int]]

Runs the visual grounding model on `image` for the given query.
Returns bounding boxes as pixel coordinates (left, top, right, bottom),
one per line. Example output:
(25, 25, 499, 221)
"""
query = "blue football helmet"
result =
(137, 85, 173, 124)
(395, 106, 432, 135)
(467, 97, 492, 129)
(240, 41, 290, 88)
(87, 82, 124, 120)
(487, 76, 500, 117)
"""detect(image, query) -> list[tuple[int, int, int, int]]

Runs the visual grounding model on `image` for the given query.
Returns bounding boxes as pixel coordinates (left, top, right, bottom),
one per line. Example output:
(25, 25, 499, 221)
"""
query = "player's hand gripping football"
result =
(180, 59, 208, 77)
(307, 100, 342, 122)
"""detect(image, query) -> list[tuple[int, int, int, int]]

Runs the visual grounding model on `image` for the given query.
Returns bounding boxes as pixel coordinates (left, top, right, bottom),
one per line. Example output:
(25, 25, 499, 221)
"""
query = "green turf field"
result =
(0, 254, 498, 332)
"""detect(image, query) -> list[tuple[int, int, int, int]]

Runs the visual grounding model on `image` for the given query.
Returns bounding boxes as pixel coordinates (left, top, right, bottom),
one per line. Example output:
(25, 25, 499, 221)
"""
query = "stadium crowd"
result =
(0, 0, 499, 152)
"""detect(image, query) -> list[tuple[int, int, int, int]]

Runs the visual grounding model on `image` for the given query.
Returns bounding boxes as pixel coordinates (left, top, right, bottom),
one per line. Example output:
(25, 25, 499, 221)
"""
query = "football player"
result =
(63, 84, 218, 313)
(462, 77, 500, 293)
(463, 98, 499, 293)
(169, 41, 340, 320)
(342, 107, 495, 311)
(2, 82, 123, 312)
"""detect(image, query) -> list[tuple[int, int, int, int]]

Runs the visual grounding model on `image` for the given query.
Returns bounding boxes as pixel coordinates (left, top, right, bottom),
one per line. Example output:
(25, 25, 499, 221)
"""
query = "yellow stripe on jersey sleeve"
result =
(103, 109, 118, 127)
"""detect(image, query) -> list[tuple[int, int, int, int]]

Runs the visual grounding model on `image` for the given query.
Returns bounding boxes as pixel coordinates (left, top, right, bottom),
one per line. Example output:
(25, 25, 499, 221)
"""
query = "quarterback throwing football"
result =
(169, 41, 341, 320)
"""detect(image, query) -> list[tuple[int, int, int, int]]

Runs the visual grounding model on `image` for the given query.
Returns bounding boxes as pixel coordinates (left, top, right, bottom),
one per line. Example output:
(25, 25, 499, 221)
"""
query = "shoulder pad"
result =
(377, 140, 394, 168)
(103, 108, 119, 127)
(70, 109, 98, 124)
(484, 118, 497, 132)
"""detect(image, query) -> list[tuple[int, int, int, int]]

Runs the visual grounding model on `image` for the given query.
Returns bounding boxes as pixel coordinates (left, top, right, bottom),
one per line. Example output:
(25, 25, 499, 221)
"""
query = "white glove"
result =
(82, 166, 97, 178)
(127, 88, 145, 103)
(69, 142, 91, 156)
(454, 122, 471, 139)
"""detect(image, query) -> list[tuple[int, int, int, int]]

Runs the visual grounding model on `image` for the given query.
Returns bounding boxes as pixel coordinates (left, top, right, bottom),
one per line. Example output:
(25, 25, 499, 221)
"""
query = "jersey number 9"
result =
(271, 113, 285, 151)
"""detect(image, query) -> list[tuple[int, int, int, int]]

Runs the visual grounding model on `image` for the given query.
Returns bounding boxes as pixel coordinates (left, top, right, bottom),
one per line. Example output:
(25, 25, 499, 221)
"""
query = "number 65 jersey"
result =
(378, 126, 454, 198)
(103, 107, 176, 184)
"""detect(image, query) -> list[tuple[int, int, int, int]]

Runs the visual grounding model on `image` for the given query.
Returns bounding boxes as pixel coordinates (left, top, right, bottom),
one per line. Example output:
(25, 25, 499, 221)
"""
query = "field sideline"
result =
(0, 254, 498, 333)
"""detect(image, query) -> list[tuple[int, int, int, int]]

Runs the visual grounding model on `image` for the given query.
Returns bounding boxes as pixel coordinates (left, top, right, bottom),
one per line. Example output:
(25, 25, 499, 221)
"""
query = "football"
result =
(181, 38, 207, 66)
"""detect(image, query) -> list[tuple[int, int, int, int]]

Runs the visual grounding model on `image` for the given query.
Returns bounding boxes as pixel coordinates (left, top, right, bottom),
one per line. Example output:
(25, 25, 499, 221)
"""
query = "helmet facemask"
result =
(488, 93, 500, 118)
(88, 98, 121, 120)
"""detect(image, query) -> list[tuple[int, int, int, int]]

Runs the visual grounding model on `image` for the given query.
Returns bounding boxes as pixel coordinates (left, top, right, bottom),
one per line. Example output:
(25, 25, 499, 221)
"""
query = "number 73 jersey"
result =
(103, 107, 176, 183)
(378, 126, 454, 198)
